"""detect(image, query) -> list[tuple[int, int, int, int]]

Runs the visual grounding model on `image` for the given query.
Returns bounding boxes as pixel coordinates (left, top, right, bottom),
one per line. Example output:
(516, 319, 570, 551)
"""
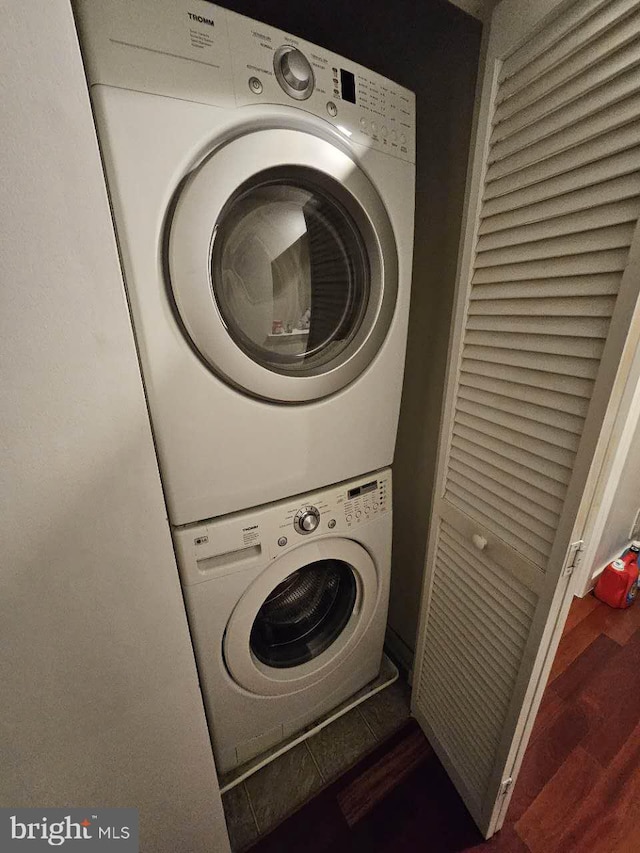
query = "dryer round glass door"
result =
(211, 175, 369, 376)
(168, 128, 398, 403)
(223, 538, 379, 696)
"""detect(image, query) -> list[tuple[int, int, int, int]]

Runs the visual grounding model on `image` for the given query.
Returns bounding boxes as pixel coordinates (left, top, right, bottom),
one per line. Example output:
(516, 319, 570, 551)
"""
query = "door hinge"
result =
(500, 777, 513, 796)
(563, 539, 584, 577)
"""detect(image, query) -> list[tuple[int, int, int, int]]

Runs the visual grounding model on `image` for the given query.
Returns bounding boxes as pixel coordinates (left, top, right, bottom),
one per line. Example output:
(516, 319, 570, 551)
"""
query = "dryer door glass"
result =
(250, 559, 357, 668)
(211, 169, 370, 375)
(169, 129, 399, 402)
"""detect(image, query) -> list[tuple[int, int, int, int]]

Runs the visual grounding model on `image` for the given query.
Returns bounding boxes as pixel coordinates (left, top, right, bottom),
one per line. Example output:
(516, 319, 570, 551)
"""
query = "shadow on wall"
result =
(219, 0, 483, 656)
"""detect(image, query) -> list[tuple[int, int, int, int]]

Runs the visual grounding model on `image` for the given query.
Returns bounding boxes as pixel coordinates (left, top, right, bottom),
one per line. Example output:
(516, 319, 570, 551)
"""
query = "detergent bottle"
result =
(594, 549, 639, 609)
(622, 539, 640, 568)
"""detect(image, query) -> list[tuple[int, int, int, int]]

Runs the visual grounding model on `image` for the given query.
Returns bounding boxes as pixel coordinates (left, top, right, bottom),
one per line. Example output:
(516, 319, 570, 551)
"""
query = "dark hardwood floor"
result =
(251, 594, 640, 852)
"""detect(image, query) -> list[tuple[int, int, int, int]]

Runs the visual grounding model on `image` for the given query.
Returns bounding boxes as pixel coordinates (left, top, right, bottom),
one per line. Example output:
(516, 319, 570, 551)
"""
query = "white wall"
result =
(0, 1, 229, 850)
(574, 321, 640, 596)
(592, 412, 640, 573)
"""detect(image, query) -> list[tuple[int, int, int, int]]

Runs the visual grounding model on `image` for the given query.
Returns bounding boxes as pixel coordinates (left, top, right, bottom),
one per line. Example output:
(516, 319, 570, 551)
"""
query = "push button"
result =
(277, 536, 287, 547)
(248, 76, 263, 94)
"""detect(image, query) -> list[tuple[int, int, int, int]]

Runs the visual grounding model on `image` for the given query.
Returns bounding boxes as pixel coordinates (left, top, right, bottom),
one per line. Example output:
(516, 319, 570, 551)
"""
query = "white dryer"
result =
(173, 469, 392, 773)
(74, 0, 415, 525)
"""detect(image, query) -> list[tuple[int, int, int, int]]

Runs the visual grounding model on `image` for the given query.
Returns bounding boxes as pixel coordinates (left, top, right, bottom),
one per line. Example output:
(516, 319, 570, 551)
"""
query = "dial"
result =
(281, 50, 311, 90)
(274, 46, 315, 100)
(294, 505, 320, 535)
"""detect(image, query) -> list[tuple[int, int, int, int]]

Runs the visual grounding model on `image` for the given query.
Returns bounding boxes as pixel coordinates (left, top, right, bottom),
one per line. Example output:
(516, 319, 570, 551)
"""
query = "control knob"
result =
(294, 505, 321, 534)
(274, 46, 315, 100)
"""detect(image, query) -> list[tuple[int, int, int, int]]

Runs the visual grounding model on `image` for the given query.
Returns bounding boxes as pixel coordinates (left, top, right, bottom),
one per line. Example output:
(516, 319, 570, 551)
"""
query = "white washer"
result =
(173, 469, 392, 773)
(74, 1, 415, 525)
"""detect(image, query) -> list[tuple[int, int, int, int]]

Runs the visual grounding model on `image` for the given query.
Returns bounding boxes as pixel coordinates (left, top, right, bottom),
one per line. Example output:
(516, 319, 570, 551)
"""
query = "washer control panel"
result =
(294, 505, 321, 534)
(274, 469, 391, 553)
(174, 467, 393, 578)
(342, 478, 389, 526)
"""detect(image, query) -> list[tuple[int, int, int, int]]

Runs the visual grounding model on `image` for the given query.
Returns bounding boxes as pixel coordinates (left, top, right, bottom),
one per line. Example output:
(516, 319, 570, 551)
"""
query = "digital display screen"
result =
(348, 481, 377, 499)
(340, 69, 356, 104)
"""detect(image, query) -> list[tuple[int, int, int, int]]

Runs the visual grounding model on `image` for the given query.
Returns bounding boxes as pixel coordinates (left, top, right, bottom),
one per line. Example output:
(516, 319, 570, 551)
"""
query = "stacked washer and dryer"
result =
(74, 0, 415, 774)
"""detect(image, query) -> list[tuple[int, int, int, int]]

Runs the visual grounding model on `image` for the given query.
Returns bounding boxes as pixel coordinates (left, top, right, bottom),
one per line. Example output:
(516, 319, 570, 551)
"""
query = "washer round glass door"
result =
(250, 558, 357, 668)
(168, 128, 398, 402)
(223, 538, 379, 696)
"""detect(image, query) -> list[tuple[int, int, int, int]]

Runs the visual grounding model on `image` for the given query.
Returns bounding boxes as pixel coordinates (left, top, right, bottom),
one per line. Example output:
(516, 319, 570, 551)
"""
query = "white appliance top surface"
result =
(73, 0, 415, 163)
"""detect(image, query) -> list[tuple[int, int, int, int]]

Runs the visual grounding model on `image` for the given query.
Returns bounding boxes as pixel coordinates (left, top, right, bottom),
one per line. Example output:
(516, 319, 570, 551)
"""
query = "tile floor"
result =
(222, 676, 411, 851)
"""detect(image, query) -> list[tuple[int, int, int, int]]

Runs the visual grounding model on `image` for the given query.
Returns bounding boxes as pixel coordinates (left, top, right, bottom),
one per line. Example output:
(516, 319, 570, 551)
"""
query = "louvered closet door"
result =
(412, 0, 640, 839)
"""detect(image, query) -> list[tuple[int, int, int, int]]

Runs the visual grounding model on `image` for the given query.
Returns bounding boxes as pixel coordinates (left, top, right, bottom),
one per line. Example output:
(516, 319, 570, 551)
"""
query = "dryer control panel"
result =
(229, 11, 415, 163)
(74, 0, 416, 163)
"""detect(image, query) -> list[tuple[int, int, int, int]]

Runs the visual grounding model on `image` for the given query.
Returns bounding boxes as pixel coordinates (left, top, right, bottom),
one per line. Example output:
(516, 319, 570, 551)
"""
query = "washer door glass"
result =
(213, 173, 369, 375)
(250, 559, 357, 668)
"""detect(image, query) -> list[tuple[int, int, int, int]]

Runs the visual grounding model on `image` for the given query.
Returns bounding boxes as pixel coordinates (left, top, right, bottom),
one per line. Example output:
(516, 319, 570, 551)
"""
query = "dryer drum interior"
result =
(250, 559, 357, 668)
(211, 168, 370, 376)
(167, 129, 399, 404)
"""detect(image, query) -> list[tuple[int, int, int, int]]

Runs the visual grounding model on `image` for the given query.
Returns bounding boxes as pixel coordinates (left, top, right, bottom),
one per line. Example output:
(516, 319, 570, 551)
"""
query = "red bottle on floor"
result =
(622, 539, 640, 568)
(594, 554, 639, 609)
